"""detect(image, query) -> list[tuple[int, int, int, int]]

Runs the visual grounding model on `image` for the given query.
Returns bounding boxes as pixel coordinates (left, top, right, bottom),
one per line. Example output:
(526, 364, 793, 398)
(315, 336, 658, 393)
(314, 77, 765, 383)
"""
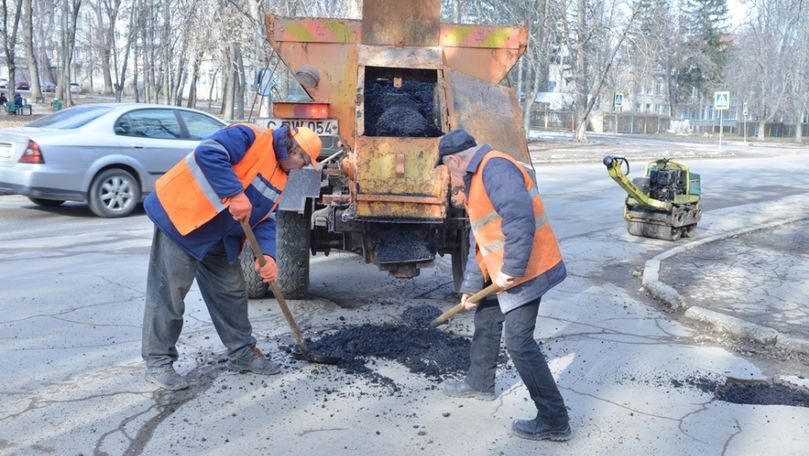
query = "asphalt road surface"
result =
(1, 136, 808, 455)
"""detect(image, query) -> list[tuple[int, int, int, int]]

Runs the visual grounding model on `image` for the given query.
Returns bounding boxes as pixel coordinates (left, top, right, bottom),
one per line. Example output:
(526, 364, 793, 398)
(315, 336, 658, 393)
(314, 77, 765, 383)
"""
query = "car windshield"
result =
(27, 105, 114, 129)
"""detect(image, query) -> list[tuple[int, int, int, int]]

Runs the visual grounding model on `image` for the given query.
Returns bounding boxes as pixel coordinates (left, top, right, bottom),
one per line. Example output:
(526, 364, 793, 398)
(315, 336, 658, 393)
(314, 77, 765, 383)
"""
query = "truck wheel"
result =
(275, 210, 311, 299)
(240, 244, 269, 299)
(451, 227, 469, 292)
(88, 168, 140, 217)
(28, 197, 64, 207)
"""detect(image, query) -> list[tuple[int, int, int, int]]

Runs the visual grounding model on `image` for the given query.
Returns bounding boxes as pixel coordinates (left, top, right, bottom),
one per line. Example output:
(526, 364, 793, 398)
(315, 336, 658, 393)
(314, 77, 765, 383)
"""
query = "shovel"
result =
(240, 219, 339, 365)
(430, 282, 500, 327)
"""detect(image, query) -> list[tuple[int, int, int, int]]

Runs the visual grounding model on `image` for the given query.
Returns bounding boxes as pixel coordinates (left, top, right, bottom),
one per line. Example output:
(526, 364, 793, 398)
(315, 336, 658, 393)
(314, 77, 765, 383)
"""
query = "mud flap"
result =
(278, 168, 321, 213)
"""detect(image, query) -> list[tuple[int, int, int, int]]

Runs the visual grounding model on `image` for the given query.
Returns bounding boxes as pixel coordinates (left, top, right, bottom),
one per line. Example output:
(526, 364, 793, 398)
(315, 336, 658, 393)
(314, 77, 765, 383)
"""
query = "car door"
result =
(176, 110, 226, 141)
(114, 108, 193, 191)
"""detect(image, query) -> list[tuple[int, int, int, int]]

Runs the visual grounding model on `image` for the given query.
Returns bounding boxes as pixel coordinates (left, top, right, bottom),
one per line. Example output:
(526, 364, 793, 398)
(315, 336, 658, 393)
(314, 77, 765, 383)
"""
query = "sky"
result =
(727, 0, 749, 29)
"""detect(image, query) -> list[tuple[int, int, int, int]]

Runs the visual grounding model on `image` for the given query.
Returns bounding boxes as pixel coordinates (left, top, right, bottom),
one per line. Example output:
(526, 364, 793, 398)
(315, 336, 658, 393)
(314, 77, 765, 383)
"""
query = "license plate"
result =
(262, 118, 339, 136)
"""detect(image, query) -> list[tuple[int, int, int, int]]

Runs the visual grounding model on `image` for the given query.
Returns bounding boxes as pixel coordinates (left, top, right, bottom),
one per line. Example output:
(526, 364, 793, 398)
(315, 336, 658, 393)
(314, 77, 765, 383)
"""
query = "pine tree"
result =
(679, 0, 731, 95)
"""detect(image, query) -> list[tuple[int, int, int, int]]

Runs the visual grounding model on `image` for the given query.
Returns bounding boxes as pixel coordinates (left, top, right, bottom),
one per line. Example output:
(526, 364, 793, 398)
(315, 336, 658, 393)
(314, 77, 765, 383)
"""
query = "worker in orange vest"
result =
(141, 123, 321, 391)
(435, 128, 571, 441)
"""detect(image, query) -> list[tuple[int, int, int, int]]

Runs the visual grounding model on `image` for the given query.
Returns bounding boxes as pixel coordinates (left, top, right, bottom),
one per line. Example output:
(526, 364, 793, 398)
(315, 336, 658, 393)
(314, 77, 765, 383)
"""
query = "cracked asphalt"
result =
(661, 219, 809, 342)
(1, 134, 808, 455)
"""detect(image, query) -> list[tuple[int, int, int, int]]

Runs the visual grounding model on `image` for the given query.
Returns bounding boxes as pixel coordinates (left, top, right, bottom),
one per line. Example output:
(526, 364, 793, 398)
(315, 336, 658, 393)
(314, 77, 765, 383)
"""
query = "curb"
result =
(642, 216, 809, 354)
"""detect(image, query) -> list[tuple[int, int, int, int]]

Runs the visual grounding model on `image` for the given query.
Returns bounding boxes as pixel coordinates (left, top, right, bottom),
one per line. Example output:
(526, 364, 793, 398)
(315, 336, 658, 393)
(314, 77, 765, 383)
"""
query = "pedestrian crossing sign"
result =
(714, 91, 730, 110)
(614, 91, 624, 109)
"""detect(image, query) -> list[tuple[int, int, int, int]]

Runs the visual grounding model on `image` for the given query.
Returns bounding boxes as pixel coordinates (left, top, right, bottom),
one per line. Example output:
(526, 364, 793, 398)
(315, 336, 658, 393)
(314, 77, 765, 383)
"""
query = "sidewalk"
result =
(643, 216, 809, 354)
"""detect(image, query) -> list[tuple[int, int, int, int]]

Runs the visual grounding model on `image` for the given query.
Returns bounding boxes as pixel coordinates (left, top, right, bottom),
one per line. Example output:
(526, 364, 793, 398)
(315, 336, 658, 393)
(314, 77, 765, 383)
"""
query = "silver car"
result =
(0, 103, 226, 217)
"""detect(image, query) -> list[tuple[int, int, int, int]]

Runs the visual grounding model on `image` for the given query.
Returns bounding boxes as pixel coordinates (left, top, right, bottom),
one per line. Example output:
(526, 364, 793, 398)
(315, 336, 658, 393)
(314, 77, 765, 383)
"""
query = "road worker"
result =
(436, 128, 571, 441)
(141, 123, 321, 390)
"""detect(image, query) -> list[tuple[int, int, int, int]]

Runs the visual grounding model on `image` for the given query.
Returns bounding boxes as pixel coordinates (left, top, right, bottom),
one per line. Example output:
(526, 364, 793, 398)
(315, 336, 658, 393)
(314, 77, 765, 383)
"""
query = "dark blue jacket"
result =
(144, 124, 290, 263)
(459, 145, 566, 312)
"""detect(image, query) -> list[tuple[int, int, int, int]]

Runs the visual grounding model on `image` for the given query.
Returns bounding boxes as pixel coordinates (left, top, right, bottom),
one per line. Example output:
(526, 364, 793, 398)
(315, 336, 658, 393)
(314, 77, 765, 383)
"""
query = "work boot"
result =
(440, 379, 496, 401)
(511, 416, 572, 441)
(145, 365, 189, 391)
(226, 347, 281, 375)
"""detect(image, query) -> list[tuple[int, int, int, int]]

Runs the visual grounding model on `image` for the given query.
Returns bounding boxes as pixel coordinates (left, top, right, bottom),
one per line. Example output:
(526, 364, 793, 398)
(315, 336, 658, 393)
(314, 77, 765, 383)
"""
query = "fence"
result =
(690, 119, 808, 138)
(528, 107, 578, 131)
(601, 113, 671, 134)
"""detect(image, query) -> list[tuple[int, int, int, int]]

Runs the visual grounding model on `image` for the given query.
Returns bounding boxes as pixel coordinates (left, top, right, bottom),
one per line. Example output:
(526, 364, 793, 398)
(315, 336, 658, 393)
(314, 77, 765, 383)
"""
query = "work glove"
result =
(254, 255, 278, 282)
(494, 271, 516, 289)
(227, 192, 252, 222)
(461, 293, 478, 311)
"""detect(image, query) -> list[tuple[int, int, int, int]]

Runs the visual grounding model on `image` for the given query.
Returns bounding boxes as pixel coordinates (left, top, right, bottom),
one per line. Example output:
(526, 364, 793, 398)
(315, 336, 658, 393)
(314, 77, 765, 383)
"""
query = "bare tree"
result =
(727, 0, 804, 139)
(56, 0, 82, 104)
(22, 0, 42, 101)
(561, 0, 641, 142)
(2, 0, 23, 101)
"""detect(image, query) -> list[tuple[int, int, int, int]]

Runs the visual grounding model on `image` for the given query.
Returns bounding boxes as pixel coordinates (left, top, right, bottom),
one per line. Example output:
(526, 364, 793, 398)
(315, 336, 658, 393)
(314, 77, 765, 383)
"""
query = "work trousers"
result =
(142, 228, 255, 368)
(466, 296, 569, 426)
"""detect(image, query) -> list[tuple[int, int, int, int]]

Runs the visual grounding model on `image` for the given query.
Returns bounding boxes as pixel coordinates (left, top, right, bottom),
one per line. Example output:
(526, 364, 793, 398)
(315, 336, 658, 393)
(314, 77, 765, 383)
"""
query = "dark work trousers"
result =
(142, 228, 255, 368)
(466, 296, 569, 426)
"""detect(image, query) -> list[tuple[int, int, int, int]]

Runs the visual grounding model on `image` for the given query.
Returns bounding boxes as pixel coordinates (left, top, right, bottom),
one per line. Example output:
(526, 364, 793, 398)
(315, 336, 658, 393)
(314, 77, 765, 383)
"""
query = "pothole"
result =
(715, 379, 809, 407)
(286, 305, 509, 392)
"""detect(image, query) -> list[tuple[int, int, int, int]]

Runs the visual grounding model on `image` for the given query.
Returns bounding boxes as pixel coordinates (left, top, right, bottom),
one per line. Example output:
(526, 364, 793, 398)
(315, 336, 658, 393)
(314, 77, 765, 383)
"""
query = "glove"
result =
(494, 271, 516, 289)
(461, 293, 478, 311)
(254, 255, 278, 282)
(227, 192, 252, 222)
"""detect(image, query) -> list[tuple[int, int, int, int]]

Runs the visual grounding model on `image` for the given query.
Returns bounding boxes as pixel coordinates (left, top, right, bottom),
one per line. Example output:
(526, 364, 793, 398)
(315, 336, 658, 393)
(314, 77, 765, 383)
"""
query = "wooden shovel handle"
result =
(240, 219, 310, 355)
(430, 282, 500, 327)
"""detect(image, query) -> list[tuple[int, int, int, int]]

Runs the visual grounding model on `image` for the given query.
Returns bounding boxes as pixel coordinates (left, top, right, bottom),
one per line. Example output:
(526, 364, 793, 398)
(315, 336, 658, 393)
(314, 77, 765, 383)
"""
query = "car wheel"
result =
(88, 168, 141, 218)
(28, 197, 64, 207)
(274, 210, 311, 299)
(241, 243, 269, 299)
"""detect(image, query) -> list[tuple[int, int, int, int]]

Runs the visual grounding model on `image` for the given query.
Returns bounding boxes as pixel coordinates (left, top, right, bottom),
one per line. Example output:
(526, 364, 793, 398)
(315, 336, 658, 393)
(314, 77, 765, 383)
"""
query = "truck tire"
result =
(88, 168, 141, 218)
(451, 227, 469, 292)
(275, 210, 311, 299)
(240, 244, 269, 299)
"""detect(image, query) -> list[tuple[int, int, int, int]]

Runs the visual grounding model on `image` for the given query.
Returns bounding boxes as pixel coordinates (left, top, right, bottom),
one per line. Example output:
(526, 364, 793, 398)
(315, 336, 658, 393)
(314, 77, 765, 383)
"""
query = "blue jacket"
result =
(460, 145, 566, 312)
(144, 124, 290, 263)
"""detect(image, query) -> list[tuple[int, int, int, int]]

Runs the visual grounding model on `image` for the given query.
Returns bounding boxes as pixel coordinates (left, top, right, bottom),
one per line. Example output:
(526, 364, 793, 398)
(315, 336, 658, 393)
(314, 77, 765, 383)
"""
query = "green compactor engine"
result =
(603, 156, 702, 241)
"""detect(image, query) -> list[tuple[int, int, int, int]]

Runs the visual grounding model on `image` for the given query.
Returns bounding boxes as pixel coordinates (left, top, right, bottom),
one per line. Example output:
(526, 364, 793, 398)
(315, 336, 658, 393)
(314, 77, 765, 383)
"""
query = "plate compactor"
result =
(603, 156, 702, 241)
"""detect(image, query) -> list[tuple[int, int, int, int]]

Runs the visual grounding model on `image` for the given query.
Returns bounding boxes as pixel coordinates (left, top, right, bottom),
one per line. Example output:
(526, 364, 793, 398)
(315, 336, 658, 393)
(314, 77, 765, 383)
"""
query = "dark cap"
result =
(436, 129, 477, 166)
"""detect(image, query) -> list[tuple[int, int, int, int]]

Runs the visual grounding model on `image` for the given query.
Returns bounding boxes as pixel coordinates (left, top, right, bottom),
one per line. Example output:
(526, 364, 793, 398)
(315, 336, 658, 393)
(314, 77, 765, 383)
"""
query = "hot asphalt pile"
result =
(277, 305, 510, 393)
(300, 306, 473, 391)
(364, 80, 443, 137)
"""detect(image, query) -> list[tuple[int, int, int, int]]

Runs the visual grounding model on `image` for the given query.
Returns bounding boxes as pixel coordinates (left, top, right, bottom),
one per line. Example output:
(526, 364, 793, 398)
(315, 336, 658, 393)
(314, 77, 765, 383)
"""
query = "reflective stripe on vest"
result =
(185, 153, 227, 214)
(466, 151, 563, 288)
(155, 123, 277, 235)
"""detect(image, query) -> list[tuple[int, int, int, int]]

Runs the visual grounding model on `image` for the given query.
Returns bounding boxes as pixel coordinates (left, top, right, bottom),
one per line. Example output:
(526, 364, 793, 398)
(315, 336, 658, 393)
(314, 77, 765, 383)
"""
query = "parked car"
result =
(15, 80, 30, 90)
(0, 103, 226, 217)
(0, 78, 7, 89)
(69, 83, 81, 93)
(40, 81, 56, 92)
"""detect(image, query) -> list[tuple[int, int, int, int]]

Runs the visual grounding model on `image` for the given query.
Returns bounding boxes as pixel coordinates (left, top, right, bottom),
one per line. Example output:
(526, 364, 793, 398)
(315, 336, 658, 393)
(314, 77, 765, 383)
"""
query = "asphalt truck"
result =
(243, 0, 532, 298)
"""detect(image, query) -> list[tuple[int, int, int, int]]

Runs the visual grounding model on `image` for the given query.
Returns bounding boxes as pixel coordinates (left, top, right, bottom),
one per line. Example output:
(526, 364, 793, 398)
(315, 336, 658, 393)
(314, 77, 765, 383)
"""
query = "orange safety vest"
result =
(466, 151, 563, 289)
(155, 123, 288, 235)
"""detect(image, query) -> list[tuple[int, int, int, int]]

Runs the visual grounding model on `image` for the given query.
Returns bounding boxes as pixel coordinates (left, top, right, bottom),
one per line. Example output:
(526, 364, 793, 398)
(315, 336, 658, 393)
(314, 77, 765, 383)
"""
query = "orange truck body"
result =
(262, 0, 531, 294)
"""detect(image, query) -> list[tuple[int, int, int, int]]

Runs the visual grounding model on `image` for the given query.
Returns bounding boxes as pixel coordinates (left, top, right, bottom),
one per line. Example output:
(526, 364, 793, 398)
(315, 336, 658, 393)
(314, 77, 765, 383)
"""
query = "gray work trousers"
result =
(466, 296, 569, 426)
(142, 228, 255, 368)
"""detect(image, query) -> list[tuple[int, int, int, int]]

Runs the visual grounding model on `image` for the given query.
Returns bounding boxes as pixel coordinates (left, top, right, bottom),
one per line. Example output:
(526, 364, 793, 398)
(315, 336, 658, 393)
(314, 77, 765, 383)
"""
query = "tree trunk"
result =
(2, 0, 23, 101)
(22, 0, 42, 102)
(574, 0, 589, 142)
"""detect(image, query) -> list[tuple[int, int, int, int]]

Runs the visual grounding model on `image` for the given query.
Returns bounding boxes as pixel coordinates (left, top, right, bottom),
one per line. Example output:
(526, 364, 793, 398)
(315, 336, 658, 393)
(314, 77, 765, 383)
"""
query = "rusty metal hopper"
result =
(264, 0, 528, 222)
